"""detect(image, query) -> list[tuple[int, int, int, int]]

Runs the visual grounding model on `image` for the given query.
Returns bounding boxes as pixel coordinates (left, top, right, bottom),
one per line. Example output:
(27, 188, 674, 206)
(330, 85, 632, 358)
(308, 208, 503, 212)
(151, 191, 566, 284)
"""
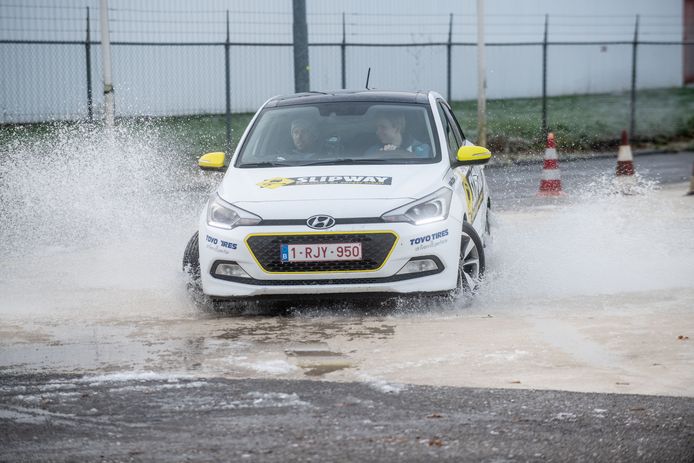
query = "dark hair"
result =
(290, 117, 318, 135)
(375, 111, 406, 132)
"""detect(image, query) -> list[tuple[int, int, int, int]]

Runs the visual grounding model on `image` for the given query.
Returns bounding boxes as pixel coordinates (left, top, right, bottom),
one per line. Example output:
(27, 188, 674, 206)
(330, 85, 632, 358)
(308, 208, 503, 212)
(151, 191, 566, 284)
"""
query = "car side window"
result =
(437, 102, 461, 163)
(441, 104, 466, 143)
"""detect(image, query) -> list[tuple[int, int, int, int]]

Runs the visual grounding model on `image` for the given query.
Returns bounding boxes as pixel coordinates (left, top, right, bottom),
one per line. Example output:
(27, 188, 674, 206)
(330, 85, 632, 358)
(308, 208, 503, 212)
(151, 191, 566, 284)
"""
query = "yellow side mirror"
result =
(198, 152, 226, 171)
(456, 145, 492, 165)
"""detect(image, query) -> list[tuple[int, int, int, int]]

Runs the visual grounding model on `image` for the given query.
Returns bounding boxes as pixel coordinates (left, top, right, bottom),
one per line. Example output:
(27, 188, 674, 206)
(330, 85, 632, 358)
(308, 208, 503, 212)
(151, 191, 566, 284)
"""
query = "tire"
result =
(211, 298, 241, 314)
(182, 232, 201, 283)
(182, 235, 244, 315)
(455, 222, 485, 295)
(485, 198, 492, 238)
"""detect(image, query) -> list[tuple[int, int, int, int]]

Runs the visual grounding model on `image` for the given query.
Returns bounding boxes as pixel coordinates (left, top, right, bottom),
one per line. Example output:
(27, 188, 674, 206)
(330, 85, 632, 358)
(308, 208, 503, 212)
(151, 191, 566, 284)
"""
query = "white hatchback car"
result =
(183, 90, 492, 306)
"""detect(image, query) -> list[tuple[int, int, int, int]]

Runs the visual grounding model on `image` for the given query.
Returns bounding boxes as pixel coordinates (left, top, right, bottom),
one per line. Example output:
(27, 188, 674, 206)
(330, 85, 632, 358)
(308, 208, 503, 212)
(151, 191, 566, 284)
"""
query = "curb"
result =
(486, 149, 679, 169)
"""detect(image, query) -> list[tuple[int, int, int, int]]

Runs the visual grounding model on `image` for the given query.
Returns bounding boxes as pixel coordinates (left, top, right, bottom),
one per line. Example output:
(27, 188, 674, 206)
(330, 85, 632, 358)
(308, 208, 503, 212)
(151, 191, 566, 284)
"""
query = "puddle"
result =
(214, 318, 396, 344)
(283, 342, 352, 377)
(286, 350, 345, 357)
(301, 363, 352, 377)
(533, 318, 622, 369)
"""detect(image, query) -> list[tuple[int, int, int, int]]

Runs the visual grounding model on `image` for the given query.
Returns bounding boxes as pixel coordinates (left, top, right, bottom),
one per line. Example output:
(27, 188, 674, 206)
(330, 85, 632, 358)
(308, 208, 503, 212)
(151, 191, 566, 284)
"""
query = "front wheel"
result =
(454, 222, 485, 295)
(182, 232, 201, 286)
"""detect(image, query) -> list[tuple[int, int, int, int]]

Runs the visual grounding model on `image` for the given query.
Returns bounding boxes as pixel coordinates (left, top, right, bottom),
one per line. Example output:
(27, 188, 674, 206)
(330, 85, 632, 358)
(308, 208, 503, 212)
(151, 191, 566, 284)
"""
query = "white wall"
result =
(0, 0, 684, 122)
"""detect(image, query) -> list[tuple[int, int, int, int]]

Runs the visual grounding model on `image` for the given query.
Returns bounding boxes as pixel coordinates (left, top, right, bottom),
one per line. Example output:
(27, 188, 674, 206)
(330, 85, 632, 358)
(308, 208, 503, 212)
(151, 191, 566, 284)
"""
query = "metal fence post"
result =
(341, 12, 346, 89)
(542, 14, 548, 139)
(447, 13, 453, 102)
(225, 10, 232, 155)
(476, 0, 487, 147)
(85, 7, 93, 122)
(99, 0, 115, 127)
(630, 15, 639, 142)
(292, 0, 310, 93)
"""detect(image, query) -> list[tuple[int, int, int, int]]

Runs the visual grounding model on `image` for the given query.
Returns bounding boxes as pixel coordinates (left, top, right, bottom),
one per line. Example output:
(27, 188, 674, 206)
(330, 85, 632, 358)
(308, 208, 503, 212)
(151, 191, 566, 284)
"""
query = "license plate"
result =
(281, 242, 362, 262)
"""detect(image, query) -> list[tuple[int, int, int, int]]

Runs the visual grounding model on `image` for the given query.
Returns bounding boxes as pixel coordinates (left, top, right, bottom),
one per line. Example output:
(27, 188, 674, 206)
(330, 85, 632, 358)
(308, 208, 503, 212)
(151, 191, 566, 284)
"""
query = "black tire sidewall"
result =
(459, 221, 485, 292)
(182, 231, 200, 279)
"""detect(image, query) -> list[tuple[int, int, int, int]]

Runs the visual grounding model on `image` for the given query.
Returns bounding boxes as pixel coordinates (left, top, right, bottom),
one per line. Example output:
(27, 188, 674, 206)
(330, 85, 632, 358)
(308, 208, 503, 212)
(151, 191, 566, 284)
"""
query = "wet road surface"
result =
(1, 151, 693, 461)
(1, 375, 692, 462)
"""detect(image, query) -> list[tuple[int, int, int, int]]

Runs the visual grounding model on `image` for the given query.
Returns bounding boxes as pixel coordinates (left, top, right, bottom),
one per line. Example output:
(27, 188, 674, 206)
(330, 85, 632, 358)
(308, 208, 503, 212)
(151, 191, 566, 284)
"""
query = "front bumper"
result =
(198, 216, 462, 298)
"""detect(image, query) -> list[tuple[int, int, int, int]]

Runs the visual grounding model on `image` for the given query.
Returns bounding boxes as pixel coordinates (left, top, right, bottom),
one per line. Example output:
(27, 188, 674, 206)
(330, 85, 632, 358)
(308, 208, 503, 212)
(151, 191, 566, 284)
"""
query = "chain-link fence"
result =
(1, 2, 692, 150)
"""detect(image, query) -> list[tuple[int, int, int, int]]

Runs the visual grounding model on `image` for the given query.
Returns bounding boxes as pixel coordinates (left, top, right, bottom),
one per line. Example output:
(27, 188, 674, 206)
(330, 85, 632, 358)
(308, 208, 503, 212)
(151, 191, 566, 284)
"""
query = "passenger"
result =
(366, 111, 431, 157)
(290, 118, 320, 155)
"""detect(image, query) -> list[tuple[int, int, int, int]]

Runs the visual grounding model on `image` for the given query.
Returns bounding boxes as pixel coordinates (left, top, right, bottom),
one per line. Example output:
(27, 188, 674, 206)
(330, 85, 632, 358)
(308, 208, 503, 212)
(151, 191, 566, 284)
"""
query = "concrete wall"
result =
(0, 0, 684, 122)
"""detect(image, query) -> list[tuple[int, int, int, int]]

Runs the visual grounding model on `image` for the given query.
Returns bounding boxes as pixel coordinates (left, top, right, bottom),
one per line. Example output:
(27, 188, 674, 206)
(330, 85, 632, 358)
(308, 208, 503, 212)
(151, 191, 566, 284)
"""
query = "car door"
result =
(436, 100, 484, 224)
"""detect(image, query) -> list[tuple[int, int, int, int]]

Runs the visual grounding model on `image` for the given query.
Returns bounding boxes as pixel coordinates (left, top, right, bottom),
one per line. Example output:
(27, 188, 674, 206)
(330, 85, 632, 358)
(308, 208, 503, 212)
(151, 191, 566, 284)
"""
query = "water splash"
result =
(0, 121, 216, 317)
(1, 122, 208, 251)
(479, 177, 694, 306)
(2, 126, 690, 318)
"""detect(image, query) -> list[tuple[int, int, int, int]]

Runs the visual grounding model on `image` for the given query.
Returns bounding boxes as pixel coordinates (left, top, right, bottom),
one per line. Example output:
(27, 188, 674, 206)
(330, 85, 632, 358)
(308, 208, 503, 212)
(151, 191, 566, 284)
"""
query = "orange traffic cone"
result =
(538, 132, 563, 195)
(687, 161, 694, 196)
(616, 129, 636, 182)
(615, 130, 637, 194)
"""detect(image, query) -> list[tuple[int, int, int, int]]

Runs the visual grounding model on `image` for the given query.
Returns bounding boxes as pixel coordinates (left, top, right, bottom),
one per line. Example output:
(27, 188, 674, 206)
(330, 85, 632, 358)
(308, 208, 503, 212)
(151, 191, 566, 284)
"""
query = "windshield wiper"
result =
(237, 161, 293, 168)
(298, 158, 391, 166)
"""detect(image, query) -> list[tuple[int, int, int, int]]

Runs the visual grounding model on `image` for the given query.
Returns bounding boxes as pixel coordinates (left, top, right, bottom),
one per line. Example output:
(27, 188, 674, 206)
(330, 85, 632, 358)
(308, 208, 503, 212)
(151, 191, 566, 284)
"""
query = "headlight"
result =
(381, 187, 453, 225)
(206, 193, 261, 230)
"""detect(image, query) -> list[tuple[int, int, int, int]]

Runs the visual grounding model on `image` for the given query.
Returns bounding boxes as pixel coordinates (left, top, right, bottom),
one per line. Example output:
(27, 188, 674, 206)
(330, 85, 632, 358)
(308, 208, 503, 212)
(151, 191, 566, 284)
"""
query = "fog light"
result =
(213, 262, 251, 279)
(396, 258, 439, 276)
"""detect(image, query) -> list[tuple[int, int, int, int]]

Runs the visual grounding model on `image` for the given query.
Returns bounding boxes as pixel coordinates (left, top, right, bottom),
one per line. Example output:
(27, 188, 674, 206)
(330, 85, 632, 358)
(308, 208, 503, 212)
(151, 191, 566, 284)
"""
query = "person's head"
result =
(290, 118, 319, 152)
(374, 111, 406, 146)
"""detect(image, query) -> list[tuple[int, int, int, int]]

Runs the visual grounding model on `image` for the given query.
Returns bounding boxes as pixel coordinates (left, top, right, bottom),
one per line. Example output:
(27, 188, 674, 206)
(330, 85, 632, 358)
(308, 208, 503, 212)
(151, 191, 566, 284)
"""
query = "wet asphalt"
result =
(1, 152, 693, 462)
(1, 374, 693, 462)
(484, 150, 694, 206)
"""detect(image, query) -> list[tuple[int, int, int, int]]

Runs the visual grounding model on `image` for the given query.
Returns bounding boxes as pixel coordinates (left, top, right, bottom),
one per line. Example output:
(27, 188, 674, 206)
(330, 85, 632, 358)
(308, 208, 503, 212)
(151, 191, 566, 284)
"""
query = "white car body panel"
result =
(218, 164, 448, 203)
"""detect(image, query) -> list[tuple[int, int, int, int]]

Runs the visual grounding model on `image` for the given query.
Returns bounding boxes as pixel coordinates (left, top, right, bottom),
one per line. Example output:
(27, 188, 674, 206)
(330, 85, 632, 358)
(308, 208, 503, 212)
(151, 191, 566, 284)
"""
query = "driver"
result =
(366, 111, 431, 157)
(290, 118, 320, 155)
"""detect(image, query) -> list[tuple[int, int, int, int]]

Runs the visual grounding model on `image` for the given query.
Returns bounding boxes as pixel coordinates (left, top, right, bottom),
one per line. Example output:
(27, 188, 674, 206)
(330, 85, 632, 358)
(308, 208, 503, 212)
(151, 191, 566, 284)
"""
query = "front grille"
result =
(246, 232, 398, 273)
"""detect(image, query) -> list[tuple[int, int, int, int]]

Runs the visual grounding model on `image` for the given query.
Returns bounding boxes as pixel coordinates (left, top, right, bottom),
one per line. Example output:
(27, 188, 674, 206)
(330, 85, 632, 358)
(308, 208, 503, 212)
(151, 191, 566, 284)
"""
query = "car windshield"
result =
(235, 102, 439, 167)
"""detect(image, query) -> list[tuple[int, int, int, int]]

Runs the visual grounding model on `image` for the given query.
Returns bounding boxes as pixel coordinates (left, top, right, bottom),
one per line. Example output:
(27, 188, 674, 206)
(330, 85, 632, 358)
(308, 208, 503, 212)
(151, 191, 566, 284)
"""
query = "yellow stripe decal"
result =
(463, 171, 484, 223)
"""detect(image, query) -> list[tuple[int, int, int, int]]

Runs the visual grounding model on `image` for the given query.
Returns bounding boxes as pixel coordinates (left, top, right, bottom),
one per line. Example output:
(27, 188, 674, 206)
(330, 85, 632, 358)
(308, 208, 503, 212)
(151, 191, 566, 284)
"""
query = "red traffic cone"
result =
(615, 130, 636, 193)
(538, 132, 563, 195)
(616, 129, 636, 177)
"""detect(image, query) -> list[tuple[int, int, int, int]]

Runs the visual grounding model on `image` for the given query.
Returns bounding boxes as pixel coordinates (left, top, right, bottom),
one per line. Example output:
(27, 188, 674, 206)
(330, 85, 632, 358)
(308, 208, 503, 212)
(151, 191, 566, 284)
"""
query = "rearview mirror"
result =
(455, 145, 492, 166)
(198, 152, 226, 171)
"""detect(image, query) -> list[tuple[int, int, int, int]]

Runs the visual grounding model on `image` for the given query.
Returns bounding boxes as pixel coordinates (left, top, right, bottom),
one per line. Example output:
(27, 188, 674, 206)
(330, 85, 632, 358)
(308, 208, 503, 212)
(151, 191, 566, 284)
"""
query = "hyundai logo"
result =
(306, 215, 336, 229)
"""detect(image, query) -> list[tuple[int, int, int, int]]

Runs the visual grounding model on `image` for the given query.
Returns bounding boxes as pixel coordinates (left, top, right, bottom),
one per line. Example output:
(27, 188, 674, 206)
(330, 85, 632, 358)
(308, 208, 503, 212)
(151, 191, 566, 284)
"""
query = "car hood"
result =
(218, 164, 449, 219)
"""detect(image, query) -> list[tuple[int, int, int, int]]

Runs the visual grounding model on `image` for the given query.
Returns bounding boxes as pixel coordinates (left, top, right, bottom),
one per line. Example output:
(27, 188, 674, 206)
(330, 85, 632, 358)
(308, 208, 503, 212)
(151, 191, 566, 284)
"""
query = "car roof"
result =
(264, 90, 432, 107)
